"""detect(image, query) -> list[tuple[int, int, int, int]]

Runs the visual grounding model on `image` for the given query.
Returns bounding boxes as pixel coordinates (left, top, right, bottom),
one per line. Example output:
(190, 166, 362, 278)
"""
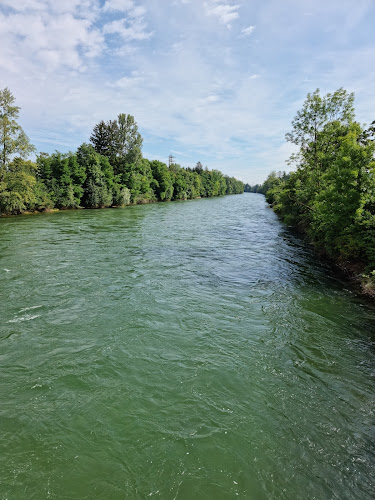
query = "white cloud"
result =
(102, 0, 146, 16)
(0, 0, 46, 10)
(102, 1, 151, 42)
(241, 25, 255, 36)
(110, 74, 144, 88)
(0, 10, 104, 72)
(204, 2, 240, 27)
(0, 0, 101, 17)
(0, 0, 152, 76)
(103, 17, 152, 41)
(205, 95, 220, 103)
(1, 0, 375, 184)
(103, 0, 134, 11)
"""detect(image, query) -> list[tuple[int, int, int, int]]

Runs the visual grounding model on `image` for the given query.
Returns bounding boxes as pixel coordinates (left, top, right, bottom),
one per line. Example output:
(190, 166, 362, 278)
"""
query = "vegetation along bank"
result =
(0, 87, 244, 216)
(246, 88, 375, 296)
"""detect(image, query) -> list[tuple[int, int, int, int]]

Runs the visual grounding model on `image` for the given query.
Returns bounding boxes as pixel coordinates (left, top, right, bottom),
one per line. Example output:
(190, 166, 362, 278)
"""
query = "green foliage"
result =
(90, 113, 143, 168)
(227, 176, 246, 194)
(0, 89, 244, 216)
(37, 151, 86, 208)
(77, 144, 113, 209)
(171, 164, 189, 200)
(285, 88, 355, 149)
(0, 159, 39, 214)
(0, 87, 35, 172)
(125, 158, 156, 203)
(261, 88, 375, 278)
(113, 186, 131, 206)
(167, 164, 243, 200)
(150, 160, 174, 201)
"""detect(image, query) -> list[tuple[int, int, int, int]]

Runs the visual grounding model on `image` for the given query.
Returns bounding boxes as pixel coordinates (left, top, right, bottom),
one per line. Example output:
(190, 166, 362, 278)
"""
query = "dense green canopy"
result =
(0, 88, 244, 215)
(256, 88, 375, 288)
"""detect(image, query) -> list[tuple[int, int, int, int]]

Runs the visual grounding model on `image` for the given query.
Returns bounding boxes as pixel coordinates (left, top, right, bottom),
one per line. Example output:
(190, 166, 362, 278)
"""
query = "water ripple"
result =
(0, 195, 374, 499)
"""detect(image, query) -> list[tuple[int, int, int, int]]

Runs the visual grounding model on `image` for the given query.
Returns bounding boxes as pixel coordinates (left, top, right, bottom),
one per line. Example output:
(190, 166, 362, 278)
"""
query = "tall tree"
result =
(194, 161, 203, 174)
(77, 144, 112, 209)
(116, 113, 143, 163)
(261, 88, 375, 277)
(90, 113, 143, 168)
(285, 88, 355, 173)
(0, 87, 35, 173)
(150, 160, 174, 201)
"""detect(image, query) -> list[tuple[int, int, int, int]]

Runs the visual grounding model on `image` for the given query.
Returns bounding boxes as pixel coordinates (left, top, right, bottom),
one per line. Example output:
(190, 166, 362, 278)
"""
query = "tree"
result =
(194, 161, 203, 174)
(261, 88, 375, 278)
(0, 158, 52, 215)
(150, 160, 174, 201)
(116, 113, 143, 163)
(37, 151, 86, 208)
(125, 158, 156, 203)
(77, 144, 113, 208)
(90, 113, 143, 168)
(358, 120, 375, 145)
(0, 87, 35, 173)
(286, 88, 355, 173)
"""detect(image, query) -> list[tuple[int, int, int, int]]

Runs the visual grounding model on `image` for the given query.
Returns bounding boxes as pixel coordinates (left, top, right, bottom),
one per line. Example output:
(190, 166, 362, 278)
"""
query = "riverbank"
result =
(0, 152, 244, 216)
(0, 193, 242, 217)
(249, 88, 375, 302)
(267, 204, 375, 300)
(336, 261, 375, 298)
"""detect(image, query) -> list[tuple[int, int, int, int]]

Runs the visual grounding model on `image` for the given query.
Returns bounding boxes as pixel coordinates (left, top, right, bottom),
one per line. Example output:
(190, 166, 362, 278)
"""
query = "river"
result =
(1, 193, 374, 499)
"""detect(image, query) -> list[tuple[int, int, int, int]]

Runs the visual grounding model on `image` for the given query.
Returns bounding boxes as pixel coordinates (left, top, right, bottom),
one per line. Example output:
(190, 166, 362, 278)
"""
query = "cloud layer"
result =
(1, 0, 374, 183)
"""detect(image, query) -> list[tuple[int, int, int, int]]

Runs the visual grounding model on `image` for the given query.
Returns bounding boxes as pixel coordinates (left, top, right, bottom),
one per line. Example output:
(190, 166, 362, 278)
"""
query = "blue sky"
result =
(0, 0, 374, 183)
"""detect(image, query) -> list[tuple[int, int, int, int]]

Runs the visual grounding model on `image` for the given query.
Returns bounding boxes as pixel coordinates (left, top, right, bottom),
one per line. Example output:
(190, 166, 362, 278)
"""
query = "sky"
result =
(0, 0, 374, 184)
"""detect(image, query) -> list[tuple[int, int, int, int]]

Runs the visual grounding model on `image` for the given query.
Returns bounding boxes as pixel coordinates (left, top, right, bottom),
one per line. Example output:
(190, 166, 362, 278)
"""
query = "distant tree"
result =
(286, 88, 355, 173)
(77, 144, 113, 208)
(194, 161, 203, 174)
(172, 165, 188, 200)
(117, 113, 143, 163)
(244, 183, 263, 193)
(150, 160, 174, 201)
(0, 158, 53, 214)
(89, 120, 113, 157)
(124, 158, 155, 203)
(90, 113, 143, 168)
(193, 171, 204, 197)
(37, 151, 86, 208)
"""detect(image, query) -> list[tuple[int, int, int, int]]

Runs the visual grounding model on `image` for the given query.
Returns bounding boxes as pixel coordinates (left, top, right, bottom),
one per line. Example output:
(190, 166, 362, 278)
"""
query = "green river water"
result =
(0, 193, 374, 499)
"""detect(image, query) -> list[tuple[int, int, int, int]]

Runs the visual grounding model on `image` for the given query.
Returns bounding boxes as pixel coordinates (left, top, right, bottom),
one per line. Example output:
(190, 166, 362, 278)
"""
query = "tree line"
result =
(0, 88, 244, 215)
(253, 88, 375, 293)
(244, 172, 290, 194)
